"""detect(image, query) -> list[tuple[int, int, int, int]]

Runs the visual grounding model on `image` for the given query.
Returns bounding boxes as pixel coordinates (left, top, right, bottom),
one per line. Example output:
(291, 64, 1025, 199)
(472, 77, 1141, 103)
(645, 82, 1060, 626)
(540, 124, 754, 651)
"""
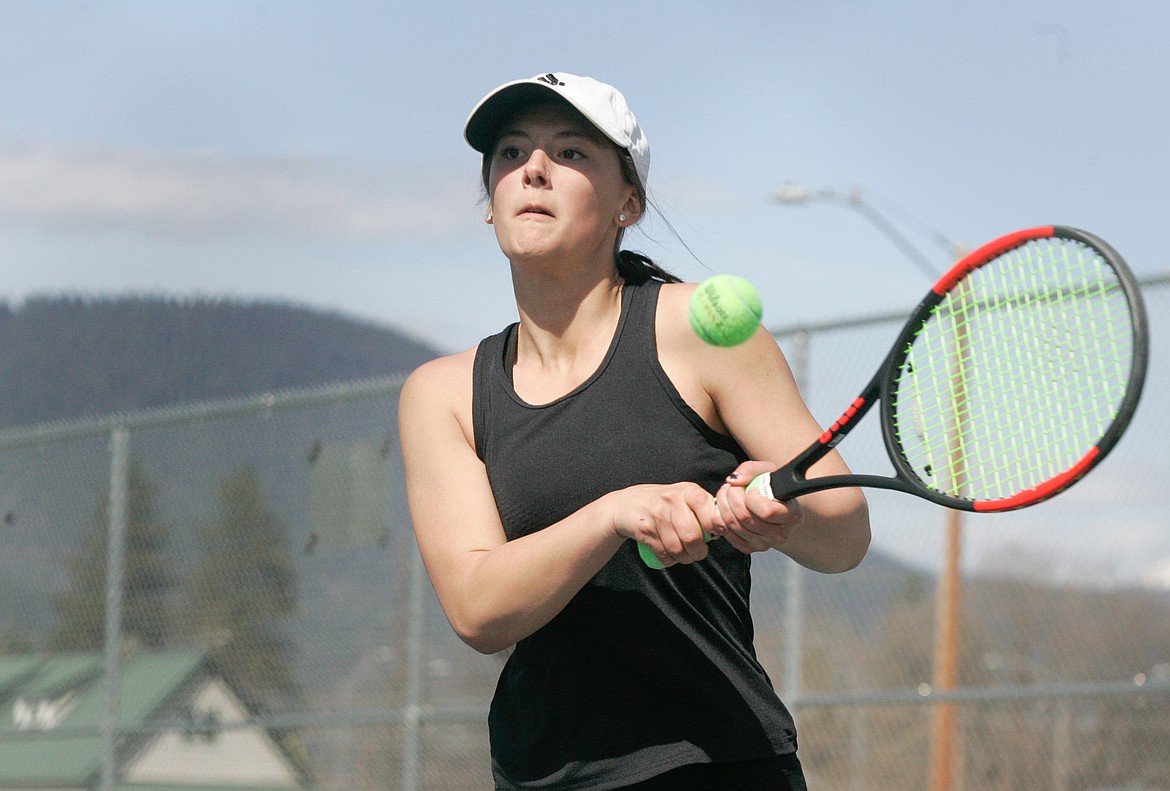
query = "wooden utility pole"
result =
(928, 509, 962, 791)
(929, 272, 971, 791)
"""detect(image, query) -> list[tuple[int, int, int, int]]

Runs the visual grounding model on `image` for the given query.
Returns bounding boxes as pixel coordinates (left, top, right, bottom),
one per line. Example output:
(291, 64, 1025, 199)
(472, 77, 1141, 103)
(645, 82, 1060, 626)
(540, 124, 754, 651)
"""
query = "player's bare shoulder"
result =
(657, 280, 755, 363)
(399, 347, 478, 433)
(654, 281, 700, 349)
(653, 281, 728, 430)
(406, 346, 476, 385)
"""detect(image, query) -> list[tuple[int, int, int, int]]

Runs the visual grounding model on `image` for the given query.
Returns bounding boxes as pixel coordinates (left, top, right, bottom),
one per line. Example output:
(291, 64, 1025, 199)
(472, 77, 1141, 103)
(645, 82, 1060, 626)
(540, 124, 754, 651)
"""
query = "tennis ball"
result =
(688, 274, 763, 347)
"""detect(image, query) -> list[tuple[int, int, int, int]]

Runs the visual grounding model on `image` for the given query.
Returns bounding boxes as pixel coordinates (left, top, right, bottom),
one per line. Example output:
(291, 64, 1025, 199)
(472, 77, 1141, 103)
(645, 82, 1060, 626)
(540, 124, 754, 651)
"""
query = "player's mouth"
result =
(519, 204, 554, 218)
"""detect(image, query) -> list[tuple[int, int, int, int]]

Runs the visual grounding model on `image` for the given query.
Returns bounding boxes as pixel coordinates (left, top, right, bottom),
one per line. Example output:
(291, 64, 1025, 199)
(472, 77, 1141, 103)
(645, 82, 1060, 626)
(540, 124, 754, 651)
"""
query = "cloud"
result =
(0, 143, 479, 242)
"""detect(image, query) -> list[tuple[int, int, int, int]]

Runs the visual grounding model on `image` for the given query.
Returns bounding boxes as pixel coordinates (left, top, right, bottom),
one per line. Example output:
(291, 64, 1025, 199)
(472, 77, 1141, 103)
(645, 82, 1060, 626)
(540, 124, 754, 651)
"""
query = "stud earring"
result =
(485, 211, 493, 223)
(618, 214, 627, 223)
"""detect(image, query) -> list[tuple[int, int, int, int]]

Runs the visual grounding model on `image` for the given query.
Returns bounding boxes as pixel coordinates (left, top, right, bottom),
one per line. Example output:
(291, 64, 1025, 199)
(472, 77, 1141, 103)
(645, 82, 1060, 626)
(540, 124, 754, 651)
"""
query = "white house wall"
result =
(123, 678, 300, 787)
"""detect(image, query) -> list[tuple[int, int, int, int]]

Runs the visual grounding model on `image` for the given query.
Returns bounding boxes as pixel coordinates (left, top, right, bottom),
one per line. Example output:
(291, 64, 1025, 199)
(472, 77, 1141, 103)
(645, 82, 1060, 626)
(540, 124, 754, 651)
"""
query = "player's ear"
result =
(618, 190, 642, 225)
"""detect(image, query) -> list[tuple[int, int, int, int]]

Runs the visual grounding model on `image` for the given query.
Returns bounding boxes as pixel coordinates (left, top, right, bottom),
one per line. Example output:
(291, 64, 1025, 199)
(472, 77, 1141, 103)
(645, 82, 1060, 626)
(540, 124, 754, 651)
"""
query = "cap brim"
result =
(464, 81, 565, 154)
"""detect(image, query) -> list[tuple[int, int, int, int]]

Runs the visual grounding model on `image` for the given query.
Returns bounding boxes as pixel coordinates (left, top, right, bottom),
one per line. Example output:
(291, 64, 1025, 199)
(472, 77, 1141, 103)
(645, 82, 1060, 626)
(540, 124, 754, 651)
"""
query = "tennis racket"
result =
(641, 225, 1148, 569)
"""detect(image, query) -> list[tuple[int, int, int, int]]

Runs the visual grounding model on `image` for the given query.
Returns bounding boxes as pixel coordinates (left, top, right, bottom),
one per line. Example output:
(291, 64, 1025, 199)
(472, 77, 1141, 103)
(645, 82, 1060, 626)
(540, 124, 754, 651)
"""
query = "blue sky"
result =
(3, 0, 1166, 351)
(2, 1, 1167, 580)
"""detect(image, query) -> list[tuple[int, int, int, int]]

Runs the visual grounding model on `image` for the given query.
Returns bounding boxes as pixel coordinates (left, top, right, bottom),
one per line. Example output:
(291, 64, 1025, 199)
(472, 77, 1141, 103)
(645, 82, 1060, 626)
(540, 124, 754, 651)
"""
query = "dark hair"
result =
(478, 109, 681, 286)
(614, 151, 681, 285)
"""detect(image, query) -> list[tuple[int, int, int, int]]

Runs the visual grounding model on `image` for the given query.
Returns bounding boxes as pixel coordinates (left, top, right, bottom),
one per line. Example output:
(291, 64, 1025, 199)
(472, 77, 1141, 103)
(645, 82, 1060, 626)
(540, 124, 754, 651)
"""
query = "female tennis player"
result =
(398, 72, 870, 790)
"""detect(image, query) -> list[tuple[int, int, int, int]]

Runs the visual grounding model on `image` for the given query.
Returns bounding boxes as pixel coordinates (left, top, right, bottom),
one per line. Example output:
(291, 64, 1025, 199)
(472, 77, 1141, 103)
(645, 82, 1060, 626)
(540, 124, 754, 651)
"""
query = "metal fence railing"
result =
(2, 276, 1168, 790)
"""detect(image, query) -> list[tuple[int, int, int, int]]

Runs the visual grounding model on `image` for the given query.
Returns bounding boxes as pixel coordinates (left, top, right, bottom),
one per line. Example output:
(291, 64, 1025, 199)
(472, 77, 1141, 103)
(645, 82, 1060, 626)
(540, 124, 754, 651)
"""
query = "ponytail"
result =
(616, 250, 682, 285)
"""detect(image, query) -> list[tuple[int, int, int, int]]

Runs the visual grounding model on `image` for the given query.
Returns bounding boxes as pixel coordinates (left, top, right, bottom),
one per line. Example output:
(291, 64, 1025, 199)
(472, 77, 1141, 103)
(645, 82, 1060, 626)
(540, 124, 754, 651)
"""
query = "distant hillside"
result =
(0, 297, 441, 429)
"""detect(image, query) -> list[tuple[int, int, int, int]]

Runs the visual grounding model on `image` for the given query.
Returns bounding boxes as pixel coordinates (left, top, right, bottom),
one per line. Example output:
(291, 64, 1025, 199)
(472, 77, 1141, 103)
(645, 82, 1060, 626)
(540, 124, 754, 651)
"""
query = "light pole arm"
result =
(772, 184, 947, 280)
(847, 197, 942, 280)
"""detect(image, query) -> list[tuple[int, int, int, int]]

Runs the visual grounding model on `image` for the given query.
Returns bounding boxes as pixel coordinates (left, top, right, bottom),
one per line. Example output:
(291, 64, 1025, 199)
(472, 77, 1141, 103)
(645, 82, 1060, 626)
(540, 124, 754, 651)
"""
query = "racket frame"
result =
(762, 225, 1149, 512)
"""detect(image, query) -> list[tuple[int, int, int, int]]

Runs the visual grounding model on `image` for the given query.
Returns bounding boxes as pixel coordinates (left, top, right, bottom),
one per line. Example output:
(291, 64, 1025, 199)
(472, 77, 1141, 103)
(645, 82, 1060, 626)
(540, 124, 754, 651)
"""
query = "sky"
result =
(4, 0, 1167, 350)
(2, 0, 1168, 580)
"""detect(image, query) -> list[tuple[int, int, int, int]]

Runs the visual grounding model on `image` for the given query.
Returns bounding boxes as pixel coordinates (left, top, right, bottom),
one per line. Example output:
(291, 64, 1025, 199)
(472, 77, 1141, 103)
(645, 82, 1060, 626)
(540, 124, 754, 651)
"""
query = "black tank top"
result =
(473, 279, 797, 790)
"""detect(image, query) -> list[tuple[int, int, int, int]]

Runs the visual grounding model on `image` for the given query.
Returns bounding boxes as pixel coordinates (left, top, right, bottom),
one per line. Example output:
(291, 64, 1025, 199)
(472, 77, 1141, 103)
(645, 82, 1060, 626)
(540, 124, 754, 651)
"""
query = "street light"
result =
(774, 182, 966, 791)
(772, 183, 966, 280)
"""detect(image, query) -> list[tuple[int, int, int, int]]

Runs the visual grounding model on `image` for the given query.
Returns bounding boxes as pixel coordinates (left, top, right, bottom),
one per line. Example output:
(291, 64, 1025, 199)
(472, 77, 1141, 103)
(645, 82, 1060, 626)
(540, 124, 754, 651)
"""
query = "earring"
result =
(485, 211, 493, 223)
(618, 214, 627, 223)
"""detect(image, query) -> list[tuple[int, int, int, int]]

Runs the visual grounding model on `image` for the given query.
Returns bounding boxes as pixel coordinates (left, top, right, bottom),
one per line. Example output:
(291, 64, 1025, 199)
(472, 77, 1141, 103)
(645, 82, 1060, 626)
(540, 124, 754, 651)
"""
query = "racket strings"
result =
(893, 238, 1135, 503)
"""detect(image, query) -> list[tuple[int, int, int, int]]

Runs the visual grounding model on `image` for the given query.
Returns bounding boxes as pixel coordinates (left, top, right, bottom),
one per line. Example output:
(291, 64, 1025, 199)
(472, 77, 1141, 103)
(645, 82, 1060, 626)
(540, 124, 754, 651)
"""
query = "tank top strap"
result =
(471, 321, 513, 462)
(617, 277, 661, 366)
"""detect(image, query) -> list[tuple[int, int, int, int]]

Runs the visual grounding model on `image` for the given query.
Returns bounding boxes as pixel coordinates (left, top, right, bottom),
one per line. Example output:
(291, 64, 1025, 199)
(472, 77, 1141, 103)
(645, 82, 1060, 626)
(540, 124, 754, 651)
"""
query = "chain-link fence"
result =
(2, 277, 1168, 791)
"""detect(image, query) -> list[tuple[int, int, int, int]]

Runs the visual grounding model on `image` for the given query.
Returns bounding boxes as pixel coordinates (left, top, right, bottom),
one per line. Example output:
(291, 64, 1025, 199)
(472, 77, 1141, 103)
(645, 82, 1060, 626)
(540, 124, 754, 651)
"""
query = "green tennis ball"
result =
(689, 274, 763, 347)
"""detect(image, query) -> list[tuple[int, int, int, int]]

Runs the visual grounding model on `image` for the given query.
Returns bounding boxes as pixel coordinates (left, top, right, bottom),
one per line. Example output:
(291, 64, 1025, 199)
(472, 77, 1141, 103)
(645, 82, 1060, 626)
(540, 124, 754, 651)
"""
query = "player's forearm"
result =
(780, 488, 870, 573)
(438, 499, 626, 654)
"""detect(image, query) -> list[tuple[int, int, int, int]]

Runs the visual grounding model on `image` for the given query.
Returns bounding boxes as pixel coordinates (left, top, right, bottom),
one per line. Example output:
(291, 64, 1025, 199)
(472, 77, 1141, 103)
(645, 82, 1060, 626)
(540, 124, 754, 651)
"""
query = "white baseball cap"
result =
(464, 72, 650, 186)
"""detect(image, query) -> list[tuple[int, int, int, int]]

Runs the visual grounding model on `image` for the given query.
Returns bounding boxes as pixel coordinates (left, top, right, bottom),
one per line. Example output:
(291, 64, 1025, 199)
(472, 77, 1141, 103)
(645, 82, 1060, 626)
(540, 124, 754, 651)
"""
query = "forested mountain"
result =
(0, 296, 440, 429)
(0, 295, 449, 713)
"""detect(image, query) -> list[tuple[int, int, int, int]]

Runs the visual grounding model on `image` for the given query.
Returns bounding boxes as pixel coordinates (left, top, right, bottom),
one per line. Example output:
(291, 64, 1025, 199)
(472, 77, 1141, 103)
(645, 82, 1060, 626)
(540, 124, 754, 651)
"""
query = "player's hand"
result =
(608, 482, 715, 566)
(711, 460, 804, 554)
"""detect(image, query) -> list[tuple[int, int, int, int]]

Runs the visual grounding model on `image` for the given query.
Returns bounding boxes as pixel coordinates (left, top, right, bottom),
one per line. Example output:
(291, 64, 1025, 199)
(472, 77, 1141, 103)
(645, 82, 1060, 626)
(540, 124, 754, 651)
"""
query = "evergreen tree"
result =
(0, 621, 34, 653)
(191, 465, 299, 707)
(48, 457, 175, 651)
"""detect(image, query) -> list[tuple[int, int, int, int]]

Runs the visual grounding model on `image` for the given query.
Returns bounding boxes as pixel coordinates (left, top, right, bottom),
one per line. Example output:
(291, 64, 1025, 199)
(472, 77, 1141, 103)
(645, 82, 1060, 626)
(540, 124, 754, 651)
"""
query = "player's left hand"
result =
(708, 460, 804, 554)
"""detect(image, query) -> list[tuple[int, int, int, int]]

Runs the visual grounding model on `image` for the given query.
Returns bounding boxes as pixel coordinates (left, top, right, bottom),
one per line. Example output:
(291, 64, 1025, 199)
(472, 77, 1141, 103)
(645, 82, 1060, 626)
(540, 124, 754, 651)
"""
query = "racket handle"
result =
(638, 473, 773, 569)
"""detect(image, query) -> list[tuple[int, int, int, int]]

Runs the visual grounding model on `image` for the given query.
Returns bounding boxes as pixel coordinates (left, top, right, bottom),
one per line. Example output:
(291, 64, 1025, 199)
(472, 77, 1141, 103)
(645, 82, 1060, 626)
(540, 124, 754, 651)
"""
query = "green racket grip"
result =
(638, 533, 707, 569)
(637, 473, 774, 569)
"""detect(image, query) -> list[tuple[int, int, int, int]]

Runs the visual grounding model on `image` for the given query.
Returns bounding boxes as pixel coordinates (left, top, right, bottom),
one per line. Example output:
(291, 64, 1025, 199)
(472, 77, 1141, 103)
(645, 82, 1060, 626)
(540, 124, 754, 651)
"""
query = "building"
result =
(0, 651, 312, 790)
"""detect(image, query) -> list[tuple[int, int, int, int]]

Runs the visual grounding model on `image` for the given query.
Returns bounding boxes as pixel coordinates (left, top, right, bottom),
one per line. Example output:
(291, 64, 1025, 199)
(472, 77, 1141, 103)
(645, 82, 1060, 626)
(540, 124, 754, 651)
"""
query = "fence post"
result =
(401, 541, 427, 790)
(783, 331, 810, 701)
(100, 427, 130, 791)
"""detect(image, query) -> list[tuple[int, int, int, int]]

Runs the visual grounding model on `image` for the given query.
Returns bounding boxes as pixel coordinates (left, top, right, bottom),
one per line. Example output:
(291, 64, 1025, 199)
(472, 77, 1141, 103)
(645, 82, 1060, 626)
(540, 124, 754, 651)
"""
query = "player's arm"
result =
(398, 350, 714, 653)
(657, 283, 871, 573)
(712, 332, 871, 573)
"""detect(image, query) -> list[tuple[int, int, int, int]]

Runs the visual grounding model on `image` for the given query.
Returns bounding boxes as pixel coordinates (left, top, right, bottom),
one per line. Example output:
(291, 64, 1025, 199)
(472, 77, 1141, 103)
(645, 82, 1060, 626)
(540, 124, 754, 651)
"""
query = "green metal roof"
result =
(117, 785, 312, 791)
(0, 651, 205, 786)
(13, 653, 102, 698)
(0, 655, 40, 698)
